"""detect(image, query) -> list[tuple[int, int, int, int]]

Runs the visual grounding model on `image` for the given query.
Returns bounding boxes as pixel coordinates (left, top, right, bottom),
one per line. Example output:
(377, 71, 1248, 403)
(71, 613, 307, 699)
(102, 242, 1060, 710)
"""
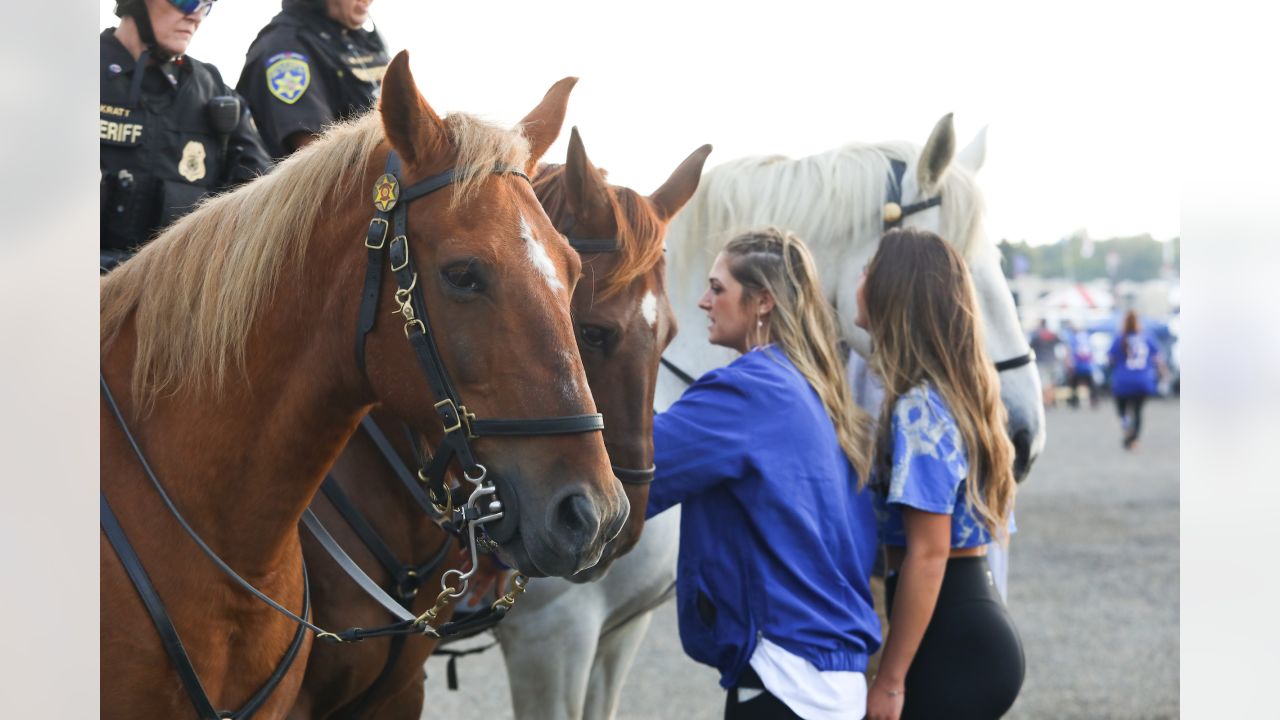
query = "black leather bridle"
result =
(881, 157, 1034, 372)
(556, 214, 657, 486)
(98, 151, 615, 719)
(356, 150, 607, 525)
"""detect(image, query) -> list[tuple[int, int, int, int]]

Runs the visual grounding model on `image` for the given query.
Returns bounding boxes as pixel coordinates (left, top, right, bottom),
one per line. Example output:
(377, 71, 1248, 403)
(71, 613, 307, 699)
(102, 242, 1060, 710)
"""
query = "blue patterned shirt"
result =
(875, 384, 994, 549)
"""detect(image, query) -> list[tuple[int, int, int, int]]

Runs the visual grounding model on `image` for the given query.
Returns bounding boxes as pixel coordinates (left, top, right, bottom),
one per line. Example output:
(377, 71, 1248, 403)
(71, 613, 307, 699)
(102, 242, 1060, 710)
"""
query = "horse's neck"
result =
(104, 253, 369, 575)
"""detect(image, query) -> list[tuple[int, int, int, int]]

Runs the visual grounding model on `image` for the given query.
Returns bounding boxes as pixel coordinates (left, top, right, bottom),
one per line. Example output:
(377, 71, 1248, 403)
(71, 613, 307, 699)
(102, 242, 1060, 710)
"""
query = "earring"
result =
(757, 318, 763, 330)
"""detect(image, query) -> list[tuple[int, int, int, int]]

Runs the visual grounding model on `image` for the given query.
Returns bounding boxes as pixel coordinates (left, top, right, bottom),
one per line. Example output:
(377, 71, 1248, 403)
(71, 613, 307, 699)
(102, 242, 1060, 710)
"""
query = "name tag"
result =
(100, 110, 145, 146)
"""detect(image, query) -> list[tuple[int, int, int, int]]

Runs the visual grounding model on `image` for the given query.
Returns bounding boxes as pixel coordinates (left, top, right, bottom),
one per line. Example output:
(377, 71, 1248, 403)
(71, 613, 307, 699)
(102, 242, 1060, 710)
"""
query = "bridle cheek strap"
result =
(353, 150, 604, 515)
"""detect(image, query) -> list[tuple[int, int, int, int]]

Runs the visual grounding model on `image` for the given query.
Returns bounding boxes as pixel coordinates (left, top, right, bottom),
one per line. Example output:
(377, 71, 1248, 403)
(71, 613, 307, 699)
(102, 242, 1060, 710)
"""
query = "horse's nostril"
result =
(551, 493, 598, 550)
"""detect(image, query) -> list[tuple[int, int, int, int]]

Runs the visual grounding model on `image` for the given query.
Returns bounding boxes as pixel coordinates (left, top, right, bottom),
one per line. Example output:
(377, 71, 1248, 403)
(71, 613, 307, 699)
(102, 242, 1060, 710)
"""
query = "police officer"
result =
(101, 0, 272, 271)
(238, 0, 389, 158)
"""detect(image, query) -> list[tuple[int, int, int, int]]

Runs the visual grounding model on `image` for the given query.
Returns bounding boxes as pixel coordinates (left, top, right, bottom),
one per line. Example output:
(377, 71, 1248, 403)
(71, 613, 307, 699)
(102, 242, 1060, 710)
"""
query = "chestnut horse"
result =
(288, 128, 712, 718)
(100, 52, 627, 719)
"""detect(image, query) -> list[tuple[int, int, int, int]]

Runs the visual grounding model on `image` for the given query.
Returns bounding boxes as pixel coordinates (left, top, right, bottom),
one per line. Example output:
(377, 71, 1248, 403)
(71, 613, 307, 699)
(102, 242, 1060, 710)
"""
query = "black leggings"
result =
(885, 556, 1025, 719)
(1115, 394, 1146, 443)
(724, 666, 803, 720)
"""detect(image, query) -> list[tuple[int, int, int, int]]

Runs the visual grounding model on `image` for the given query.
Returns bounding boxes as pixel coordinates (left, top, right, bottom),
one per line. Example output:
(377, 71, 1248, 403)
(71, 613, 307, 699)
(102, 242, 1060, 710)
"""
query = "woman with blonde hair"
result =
(646, 227, 882, 719)
(857, 228, 1024, 720)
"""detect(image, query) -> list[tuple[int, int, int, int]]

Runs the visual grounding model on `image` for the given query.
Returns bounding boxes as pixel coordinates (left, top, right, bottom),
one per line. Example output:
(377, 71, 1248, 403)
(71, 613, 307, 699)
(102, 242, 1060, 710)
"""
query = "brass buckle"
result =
(390, 235, 409, 271)
(365, 218, 389, 249)
(435, 398, 463, 434)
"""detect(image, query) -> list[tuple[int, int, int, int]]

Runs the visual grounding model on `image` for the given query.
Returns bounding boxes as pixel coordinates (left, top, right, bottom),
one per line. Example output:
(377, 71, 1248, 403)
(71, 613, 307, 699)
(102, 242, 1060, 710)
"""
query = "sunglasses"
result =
(167, 0, 216, 16)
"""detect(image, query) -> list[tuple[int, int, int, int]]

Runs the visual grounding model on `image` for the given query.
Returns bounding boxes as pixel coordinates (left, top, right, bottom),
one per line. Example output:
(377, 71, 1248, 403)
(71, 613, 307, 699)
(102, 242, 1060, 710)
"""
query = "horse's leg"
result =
(583, 609, 655, 720)
(496, 600, 604, 720)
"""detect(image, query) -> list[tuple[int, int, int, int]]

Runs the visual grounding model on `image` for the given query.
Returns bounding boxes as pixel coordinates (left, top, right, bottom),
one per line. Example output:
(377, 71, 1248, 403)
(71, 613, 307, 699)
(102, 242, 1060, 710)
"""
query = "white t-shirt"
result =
(749, 637, 867, 720)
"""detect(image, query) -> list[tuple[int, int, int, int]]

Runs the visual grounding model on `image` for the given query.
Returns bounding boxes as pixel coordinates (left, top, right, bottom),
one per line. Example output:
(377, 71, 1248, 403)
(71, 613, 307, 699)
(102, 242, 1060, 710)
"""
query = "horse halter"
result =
(354, 149, 605, 556)
(557, 214, 658, 486)
(880, 158, 1034, 373)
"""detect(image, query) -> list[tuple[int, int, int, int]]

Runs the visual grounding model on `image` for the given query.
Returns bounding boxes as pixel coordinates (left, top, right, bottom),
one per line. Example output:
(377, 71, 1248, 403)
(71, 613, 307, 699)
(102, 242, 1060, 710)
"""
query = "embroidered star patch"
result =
(266, 52, 311, 104)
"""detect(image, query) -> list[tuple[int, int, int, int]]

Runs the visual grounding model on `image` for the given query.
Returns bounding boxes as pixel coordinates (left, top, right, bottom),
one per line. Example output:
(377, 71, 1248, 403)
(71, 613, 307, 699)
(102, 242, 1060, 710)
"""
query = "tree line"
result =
(997, 234, 1179, 281)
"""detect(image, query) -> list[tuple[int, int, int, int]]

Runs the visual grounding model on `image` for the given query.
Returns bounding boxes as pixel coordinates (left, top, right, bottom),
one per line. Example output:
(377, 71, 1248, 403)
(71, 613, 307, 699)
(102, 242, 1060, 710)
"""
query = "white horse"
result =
(492, 114, 1045, 719)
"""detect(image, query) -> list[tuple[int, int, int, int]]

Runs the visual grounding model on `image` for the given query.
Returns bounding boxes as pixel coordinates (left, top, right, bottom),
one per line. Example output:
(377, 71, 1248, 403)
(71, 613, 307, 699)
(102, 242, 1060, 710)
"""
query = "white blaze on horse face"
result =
(520, 214, 563, 292)
(640, 290, 658, 329)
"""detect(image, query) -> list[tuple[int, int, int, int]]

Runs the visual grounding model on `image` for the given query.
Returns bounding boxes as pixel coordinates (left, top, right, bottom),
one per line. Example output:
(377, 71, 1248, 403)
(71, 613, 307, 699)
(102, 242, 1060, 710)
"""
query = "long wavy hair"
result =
(723, 228, 872, 482)
(864, 227, 1015, 536)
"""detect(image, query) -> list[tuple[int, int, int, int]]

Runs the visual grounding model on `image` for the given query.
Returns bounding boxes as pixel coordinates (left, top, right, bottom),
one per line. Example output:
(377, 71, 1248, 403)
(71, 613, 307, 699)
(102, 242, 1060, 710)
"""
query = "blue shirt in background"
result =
(648, 346, 881, 688)
(1070, 330, 1094, 373)
(1108, 332, 1159, 398)
(875, 384, 1000, 549)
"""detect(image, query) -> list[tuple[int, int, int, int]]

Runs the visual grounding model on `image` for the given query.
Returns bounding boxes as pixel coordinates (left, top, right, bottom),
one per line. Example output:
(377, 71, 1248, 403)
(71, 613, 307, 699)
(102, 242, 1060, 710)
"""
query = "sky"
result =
(100, 0, 1179, 245)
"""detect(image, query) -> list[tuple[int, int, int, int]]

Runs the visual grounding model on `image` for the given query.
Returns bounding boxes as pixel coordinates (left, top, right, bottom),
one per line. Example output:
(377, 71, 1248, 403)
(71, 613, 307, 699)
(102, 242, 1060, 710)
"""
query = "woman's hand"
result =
(865, 677, 905, 720)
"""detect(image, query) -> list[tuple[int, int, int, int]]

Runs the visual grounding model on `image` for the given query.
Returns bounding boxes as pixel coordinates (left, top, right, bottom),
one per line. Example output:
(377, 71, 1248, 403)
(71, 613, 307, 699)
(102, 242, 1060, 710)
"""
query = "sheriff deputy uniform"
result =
(237, 0, 390, 158)
(100, 18, 271, 263)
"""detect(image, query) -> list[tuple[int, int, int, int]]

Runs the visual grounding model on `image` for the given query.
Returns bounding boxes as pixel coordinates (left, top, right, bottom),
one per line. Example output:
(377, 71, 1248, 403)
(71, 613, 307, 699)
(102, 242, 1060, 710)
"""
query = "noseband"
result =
(355, 150, 606, 531)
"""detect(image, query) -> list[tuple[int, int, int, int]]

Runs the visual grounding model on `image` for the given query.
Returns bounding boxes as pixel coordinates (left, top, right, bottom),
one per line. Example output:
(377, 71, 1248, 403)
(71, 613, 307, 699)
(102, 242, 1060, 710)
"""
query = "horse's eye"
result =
(579, 324, 613, 349)
(443, 264, 483, 292)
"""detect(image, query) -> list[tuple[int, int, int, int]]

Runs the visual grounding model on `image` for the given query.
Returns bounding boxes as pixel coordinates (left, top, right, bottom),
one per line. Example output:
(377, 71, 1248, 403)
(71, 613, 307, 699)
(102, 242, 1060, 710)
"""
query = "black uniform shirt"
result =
(100, 29, 272, 252)
(237, 4, 389, 158)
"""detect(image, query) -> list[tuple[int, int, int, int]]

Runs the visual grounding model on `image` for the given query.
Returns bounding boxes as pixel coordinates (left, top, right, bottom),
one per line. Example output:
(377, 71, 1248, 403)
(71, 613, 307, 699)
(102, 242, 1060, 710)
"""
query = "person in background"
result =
(1063, 320, 1098, 409)
(648, 228, 882, 719)
(1028, 318, 1062, 409)
(857, 228, 1024, 720)
(238, 0, 389, 158)
(101, 0, 272, 271)
(1108, 310, 1164, 450)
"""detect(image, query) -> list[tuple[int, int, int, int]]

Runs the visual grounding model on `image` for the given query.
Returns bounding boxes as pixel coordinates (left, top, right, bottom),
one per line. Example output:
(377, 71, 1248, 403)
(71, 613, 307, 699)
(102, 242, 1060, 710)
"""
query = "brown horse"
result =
(288, 127, 712, 718)
(100, 51, 627, 719)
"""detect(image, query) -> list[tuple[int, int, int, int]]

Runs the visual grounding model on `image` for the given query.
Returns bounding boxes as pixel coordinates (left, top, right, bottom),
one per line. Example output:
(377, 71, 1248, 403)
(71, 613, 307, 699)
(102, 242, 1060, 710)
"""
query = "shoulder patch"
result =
(265, 52, 311, 105)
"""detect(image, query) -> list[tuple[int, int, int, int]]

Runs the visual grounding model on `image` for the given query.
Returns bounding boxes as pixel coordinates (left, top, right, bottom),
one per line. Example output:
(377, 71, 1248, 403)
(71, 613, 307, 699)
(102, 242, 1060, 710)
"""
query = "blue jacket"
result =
(647, 347, 882, 688)
(1109, 332, 1159, 397)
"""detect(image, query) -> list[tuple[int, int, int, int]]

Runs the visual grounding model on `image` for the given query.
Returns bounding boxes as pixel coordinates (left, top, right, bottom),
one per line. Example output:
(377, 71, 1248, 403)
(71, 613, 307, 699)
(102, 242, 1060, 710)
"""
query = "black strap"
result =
(101, 372, 327, 636)
(360, 416, 440, 518)
(102, 491, 221, 720)
(102, 491, 312, 720)
(612, 464, 656, 485)
(318, 474, 454, 602)
(300, 508, 417, 625)
(567, 238, 619, 254)
(319, 477, 410, 592)
(434, 640, 500, 691)
(886, 157, 943, 226)
(660, 356, 697, 387)
(995, 352, 1035, 373)
(470, 414, 605, 436)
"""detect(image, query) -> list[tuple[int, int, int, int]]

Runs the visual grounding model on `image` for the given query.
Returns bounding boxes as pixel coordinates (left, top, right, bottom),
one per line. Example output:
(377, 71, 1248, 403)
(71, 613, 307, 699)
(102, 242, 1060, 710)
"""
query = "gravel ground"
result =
(422, 397, 1180, 719)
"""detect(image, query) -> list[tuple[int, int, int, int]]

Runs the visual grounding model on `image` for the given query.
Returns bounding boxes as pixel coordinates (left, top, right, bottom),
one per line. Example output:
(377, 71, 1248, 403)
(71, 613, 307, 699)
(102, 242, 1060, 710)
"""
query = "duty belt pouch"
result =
(160, 180, 210, 227)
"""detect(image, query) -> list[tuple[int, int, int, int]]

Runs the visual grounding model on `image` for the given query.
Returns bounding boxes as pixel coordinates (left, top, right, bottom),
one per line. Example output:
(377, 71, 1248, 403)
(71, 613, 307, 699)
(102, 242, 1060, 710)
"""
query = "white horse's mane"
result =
(667, 139, 991, 313)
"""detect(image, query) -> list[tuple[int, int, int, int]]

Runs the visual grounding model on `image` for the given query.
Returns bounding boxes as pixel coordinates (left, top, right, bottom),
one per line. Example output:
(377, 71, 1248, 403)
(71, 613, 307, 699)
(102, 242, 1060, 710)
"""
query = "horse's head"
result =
(881, 114, 1046, 481)
(359, 53, 627, 578)
(533, 129, 712, 581)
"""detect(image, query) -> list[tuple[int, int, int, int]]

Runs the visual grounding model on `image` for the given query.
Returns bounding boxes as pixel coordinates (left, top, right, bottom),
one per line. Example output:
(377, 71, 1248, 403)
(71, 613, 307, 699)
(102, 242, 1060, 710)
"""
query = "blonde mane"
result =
(532, 163, 666, 298)
(668, 140, 989, 307)
(102, 109, 532, 408)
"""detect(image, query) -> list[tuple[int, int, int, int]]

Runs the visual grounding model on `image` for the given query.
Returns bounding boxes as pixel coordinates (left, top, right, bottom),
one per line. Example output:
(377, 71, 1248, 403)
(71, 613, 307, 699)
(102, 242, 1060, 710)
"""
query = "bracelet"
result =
(880, 687, 904, 697)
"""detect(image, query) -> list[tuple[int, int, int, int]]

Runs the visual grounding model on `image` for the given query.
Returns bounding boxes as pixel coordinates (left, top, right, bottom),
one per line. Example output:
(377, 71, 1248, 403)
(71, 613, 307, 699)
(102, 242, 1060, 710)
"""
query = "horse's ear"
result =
(518, 77, 578, 175)
(564, 126, 613, 227)
(918, 113, 956, 194)
(379, 51, 448, 168)
(956, 125, 988, 175)
(649, 144, 713, 221)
